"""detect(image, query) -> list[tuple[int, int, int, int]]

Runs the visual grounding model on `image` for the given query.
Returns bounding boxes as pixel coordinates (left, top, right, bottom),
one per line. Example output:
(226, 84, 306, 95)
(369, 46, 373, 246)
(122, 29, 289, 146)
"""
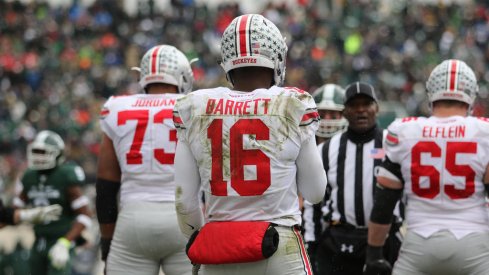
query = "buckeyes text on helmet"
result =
(312, 84, 348, 138)
(136, 45, 194, 94)
(426, 59, 478, 107)
(27, 130, 66, 170)
(220, 14, 288, 86)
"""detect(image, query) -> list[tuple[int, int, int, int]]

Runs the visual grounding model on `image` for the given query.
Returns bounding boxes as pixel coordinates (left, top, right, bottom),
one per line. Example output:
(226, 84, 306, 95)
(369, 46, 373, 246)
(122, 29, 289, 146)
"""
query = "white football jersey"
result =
(173, 86, 319, 226)
(385, 115, 489, 238)
(100, 93, 183, 206)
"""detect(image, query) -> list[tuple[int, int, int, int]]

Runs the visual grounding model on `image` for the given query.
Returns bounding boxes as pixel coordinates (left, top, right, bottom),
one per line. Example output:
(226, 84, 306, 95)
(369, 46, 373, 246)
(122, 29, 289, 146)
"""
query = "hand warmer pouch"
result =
(186, 221, 279, 265)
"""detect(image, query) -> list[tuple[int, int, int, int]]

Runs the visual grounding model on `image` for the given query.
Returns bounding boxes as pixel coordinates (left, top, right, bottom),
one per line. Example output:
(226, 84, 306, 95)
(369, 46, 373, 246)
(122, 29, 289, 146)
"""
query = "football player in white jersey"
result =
(96, 45, 194, 275)
(364, 59, 489, 275)
(173, 14, 327, 275)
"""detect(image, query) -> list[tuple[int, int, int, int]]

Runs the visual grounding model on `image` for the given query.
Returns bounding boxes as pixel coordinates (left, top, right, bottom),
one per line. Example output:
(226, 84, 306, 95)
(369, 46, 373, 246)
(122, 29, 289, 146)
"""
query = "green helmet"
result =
(312, 84, 348, 138)
(27, 130, 65, 170)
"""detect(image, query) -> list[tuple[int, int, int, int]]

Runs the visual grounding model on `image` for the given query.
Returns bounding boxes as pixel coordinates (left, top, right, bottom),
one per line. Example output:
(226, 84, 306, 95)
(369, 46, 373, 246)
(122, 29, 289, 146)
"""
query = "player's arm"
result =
(95, 133, 121, 261)
(64, 185, 92, 241)
(483, 162, 489, 196)
(368, 157, 403, 244)
(0, 198, 15, 226)
(0, 188, 27, 228)
(49, 167, 92, 270)
(174, 139, 204, 238)
(296, 136, 327, 204)
(364, 157, 403, 275)
(5, 182, 61, 226)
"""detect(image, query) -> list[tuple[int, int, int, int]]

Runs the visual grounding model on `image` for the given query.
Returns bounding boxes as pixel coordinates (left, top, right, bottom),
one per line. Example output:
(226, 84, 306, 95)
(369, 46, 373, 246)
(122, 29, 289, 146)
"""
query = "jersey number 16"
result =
(208, 118, 271, 196)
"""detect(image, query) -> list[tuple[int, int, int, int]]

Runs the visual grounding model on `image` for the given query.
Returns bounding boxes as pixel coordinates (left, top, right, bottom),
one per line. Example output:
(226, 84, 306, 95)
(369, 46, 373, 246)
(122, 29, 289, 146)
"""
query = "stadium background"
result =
(0, 0, 488, 274)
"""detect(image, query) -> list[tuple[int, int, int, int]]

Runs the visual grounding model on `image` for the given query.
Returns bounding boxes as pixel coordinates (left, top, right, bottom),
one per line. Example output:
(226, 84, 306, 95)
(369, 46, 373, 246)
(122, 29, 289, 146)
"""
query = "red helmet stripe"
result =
(447, 59, 459, 91)
(236, 15, 250, 57)
(150, 46, 161, 74)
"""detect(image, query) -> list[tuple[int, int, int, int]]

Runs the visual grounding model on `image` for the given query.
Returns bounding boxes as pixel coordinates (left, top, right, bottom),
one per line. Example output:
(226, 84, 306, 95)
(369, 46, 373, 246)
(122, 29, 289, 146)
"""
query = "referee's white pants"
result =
(107, 201, 192, 275)
(201, 226, 313, 275)
(393, 230, 489, 275)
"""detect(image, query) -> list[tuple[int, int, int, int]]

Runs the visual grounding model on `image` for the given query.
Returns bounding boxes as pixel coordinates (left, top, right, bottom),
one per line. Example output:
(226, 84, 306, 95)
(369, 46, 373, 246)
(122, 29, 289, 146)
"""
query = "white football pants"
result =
(107, 201, 192, 275)
(393, 230, 489, 275)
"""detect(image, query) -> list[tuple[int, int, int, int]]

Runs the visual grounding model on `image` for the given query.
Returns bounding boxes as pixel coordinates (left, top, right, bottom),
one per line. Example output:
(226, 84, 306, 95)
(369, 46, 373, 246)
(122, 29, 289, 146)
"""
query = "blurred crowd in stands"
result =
(0, 0, 488, 195)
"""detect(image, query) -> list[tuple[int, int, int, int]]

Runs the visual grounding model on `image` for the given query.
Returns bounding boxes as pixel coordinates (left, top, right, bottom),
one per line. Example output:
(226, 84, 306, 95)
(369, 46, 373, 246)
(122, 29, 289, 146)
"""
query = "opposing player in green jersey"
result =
(15, 130, 92, 275)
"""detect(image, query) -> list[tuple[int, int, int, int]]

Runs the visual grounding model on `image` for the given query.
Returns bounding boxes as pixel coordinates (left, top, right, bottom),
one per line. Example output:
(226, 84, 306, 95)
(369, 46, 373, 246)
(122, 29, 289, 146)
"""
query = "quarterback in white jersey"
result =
(96, 45, 194, 275)
(174, 14, 327, 275)
(174, 86, 323, 226)
(365, 59, 489, 275)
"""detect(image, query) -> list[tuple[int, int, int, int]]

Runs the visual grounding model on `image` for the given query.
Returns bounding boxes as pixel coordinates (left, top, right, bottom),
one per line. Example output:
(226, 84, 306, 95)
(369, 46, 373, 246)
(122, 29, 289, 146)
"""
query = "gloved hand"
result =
(363, 245, 392, 275)
(19, 204, 62, 224)
(48, 237, 71, 269)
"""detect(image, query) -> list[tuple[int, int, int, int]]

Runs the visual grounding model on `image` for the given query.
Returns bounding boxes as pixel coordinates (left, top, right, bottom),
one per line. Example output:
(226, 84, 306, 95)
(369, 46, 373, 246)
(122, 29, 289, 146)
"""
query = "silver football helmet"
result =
(27, 130, 65, 170)
(312, 84, 348, 138)
(426, 59, 478, 107)
(134, 45, 194, 94)
(220, 14, 288, 86)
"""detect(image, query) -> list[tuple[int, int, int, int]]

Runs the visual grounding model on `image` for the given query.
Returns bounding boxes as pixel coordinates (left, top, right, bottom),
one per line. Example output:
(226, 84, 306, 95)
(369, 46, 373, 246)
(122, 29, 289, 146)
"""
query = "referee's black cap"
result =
(344, 82, 378, 104)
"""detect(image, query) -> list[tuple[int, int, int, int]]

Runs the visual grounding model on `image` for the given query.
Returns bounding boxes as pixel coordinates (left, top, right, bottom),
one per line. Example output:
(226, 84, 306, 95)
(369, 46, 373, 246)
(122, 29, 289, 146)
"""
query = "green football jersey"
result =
(21, 163, 85, 239)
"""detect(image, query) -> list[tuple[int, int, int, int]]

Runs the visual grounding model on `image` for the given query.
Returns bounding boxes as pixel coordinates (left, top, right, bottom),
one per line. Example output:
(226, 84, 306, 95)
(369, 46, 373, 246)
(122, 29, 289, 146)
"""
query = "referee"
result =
(304, 82, 402, 275)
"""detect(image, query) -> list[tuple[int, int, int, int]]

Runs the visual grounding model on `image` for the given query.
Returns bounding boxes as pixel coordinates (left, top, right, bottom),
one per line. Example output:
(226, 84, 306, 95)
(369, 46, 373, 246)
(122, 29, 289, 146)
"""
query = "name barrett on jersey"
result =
(205, 98, 271, 115)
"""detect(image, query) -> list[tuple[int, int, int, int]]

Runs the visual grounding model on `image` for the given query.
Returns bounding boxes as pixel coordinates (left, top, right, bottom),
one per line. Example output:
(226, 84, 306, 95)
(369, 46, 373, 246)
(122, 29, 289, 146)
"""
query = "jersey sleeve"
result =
(296, 136, 327, 204)
(294, 89, 320, 143)
(99, 96, 117, 139)
(174, 138, 204, 238)
(384, 118, 403, 164)
(173, 93, 193, 143)
(474, 117, 489, 168)
(63, 164, 86, 187)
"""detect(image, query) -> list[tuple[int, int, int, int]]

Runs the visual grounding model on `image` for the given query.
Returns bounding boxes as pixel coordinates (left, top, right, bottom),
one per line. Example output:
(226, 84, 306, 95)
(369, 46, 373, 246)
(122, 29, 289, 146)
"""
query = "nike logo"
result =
(186, 223, 195, 230)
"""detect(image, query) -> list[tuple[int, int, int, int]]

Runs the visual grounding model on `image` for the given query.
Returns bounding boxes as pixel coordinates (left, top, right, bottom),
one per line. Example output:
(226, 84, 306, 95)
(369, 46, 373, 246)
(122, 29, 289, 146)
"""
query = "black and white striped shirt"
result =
(304, 125, 402, 242)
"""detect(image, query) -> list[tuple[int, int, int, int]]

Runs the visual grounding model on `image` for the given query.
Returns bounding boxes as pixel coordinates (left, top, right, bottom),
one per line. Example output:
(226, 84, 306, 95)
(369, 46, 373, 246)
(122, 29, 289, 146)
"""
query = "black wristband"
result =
(366, 244, 383, 263)
(100, 238, 112, 261)
(95, 178, 121, 224)
(0, 207, 15, 225)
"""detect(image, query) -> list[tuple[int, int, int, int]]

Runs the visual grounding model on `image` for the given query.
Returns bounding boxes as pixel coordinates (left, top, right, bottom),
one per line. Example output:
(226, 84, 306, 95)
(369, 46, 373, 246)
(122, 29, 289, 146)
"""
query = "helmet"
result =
(27, 130, 65, 170)
(135, 45, 194, 94)
(220, 14, 288, 86)
(426, 59, 478, 107)
(312, 84, 348, 138)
